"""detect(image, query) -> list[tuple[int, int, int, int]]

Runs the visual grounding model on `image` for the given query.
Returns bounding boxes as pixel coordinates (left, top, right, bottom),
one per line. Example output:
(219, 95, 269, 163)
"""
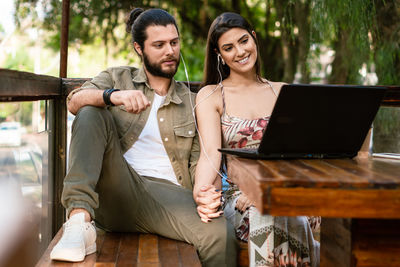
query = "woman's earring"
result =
(218, 54, 225, 65)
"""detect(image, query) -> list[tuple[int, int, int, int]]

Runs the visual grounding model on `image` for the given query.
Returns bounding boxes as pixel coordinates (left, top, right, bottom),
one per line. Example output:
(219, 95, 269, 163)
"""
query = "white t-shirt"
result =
(123, 93, 179, 185)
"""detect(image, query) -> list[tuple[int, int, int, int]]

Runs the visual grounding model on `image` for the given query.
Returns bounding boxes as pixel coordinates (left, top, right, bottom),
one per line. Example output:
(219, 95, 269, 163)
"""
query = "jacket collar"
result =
(132, 66, 182, 105)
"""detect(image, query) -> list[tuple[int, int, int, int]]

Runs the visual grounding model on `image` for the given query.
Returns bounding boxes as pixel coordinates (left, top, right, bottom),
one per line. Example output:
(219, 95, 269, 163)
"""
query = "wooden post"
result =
(51, 0, 70, 235)
(60, 0, 70, 78)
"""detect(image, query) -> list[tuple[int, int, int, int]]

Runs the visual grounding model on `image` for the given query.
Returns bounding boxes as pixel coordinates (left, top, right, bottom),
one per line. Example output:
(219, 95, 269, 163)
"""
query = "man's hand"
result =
(195, 184, 223, 223)
(110, 90, 151, 113)
(235, 193, 253, 213)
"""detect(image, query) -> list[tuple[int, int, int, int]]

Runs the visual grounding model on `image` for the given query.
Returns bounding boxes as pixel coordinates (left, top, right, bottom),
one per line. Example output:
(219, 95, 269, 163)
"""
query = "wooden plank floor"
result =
(36, 229, 201, 267)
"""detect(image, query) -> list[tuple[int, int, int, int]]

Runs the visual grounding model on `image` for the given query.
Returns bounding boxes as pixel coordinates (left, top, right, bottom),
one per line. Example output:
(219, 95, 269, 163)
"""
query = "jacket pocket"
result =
(174, 121, 196, 137)
(173, 121, 196, 159)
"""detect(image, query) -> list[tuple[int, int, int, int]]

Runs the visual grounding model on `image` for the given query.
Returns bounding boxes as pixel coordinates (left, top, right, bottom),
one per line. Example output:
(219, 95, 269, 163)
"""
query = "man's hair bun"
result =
(126, 8, 144, 33)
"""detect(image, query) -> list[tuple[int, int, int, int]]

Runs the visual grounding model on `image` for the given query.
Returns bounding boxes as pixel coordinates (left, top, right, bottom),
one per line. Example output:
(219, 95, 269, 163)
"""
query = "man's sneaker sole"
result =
(85, 243, 97, 255)
(50, 243, 96, 262)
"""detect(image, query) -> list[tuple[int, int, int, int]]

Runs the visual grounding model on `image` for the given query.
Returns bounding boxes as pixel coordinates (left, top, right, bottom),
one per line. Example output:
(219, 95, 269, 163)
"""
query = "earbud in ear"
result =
(217, 53, 225, 65)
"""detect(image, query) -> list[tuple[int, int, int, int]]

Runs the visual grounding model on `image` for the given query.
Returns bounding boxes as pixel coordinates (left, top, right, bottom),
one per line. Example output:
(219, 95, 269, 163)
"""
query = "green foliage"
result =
(13, 0, 399, 86)
(375, 43, 400, 85)
(372, 0, 400, 85)
(3, 46, 34, 72)
(311, 0, 375, 47)
(19, 102, 33, 126)
(0, 103, 20, 120)
(0, 102, 32, 127)
(176, 32, 206, 83)
(311, 0, 377, 84)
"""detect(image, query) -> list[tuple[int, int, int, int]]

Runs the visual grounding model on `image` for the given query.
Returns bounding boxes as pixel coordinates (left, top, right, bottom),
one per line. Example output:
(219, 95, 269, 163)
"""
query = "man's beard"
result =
(143, 52, 180, 79)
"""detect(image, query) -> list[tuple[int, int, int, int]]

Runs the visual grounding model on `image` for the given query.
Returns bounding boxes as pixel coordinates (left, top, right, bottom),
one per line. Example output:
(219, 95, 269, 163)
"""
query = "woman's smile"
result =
(237, 56, 250, 64)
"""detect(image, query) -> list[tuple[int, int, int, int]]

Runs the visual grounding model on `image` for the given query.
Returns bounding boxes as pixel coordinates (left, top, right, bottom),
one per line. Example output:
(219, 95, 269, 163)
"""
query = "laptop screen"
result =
(256, 84, 387, 157)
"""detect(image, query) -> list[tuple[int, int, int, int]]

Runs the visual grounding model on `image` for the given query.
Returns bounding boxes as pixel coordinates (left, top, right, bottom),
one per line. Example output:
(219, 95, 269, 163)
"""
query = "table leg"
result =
(320, 218, 352, 267)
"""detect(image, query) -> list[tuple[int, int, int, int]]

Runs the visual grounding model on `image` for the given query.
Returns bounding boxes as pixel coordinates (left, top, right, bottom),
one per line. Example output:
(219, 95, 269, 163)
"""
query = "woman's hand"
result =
(235, 193, 253, 213)
(195, 184, 223, 223)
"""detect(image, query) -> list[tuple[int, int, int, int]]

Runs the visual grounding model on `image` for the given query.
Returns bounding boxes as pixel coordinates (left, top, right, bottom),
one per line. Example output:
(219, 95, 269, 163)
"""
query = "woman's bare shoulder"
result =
(196, 84, 223, 114)
(198, 84, 218, 94)
(196, 84, 222, 102)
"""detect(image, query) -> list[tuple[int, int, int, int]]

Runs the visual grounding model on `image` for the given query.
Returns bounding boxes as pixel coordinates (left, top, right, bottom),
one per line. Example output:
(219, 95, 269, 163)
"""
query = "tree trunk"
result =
(260, 0, 284, 81)
(295, 0, 311, 84)
(328, 29, 350, 84)
(274, 0, 296, 83)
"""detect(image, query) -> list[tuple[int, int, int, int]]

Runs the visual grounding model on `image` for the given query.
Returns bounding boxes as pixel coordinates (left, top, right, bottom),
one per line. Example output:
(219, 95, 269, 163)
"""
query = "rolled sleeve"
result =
(67, 70, 114, 104)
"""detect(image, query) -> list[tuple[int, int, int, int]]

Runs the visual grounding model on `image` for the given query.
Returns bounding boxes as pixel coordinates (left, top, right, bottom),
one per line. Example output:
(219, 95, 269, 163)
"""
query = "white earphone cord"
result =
(180, 54, 225, 179)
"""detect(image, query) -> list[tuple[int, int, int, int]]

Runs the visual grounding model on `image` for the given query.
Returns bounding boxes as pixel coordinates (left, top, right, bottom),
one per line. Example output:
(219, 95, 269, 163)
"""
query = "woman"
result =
(194, 12, 320, 267)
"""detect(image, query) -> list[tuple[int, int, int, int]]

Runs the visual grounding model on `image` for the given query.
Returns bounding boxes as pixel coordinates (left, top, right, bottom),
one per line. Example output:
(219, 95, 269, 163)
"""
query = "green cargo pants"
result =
(61, 106, 237, 267)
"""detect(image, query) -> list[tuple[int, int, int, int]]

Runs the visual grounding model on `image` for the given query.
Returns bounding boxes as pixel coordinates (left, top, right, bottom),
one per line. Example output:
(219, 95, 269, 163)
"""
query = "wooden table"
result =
(227, 155, 400, 267)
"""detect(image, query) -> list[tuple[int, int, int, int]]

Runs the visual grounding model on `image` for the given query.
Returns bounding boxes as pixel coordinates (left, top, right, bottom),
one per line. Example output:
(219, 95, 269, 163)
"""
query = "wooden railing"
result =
(1, 69, 400, 104)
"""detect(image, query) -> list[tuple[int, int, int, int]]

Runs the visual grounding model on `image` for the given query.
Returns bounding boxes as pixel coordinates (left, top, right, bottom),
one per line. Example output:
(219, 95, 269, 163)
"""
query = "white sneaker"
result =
(50, 212, 97, 262)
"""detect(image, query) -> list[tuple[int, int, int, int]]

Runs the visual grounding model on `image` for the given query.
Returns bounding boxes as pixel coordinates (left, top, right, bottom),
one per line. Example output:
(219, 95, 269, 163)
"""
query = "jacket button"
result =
(188, 130, 193, 135)
(178, 176, 182, 180)
(159, 118, 164, 122)
(171, 157, 176, 162)
(164, 137, 169, 142)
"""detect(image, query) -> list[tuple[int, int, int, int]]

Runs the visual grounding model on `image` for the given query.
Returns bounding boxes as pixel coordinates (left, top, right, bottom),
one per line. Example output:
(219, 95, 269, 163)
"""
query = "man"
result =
(50, 8, 237, 267)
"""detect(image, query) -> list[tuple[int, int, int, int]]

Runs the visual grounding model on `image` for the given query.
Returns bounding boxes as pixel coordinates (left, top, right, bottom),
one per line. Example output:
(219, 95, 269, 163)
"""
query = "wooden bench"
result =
(36, 229, 202, 266)
(34, 79, 249, 267)
(37, 228, 249, 266)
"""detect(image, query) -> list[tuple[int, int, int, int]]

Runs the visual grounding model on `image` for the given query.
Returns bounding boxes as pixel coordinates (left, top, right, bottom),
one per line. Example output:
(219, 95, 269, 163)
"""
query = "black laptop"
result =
(218, 84, 387, 159)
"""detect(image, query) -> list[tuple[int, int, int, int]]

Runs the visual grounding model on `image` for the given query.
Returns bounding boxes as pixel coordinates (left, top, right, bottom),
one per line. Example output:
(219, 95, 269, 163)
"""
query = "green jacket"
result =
(68, 66, 199, 190)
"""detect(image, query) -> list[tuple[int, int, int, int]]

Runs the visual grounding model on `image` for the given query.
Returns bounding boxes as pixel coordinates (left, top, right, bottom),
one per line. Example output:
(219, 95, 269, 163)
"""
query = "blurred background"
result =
(0, 0, 399, 264)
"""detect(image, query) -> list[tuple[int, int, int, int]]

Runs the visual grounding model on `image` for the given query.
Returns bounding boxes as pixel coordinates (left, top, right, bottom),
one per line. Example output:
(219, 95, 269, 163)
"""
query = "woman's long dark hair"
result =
(202, 12, 263, 86)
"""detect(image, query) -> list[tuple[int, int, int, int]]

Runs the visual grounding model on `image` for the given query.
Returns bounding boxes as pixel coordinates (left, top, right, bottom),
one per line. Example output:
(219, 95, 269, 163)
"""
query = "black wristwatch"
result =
(103, 89, 120, 106)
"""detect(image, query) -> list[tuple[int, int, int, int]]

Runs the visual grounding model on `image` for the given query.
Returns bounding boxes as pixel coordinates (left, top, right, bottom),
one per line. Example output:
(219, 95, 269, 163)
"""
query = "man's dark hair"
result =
(126, 8, 179, 53)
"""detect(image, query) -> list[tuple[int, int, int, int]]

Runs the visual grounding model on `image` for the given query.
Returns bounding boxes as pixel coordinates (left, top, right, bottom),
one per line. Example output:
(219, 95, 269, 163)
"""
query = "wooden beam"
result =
(0, 69, 61, 101)
(382, 86, 400, 106)
(62, 78, 202, 95)
(267, 187, 400, 218)
(62, 78, 90, 95)
(0, 70, 396, 106)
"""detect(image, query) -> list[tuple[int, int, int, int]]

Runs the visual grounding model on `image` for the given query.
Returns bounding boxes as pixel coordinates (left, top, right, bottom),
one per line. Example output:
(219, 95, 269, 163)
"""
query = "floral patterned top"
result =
(220, 82, 276, 185)
(221, 113, 269, 184)
(222, 114, 269, 149)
